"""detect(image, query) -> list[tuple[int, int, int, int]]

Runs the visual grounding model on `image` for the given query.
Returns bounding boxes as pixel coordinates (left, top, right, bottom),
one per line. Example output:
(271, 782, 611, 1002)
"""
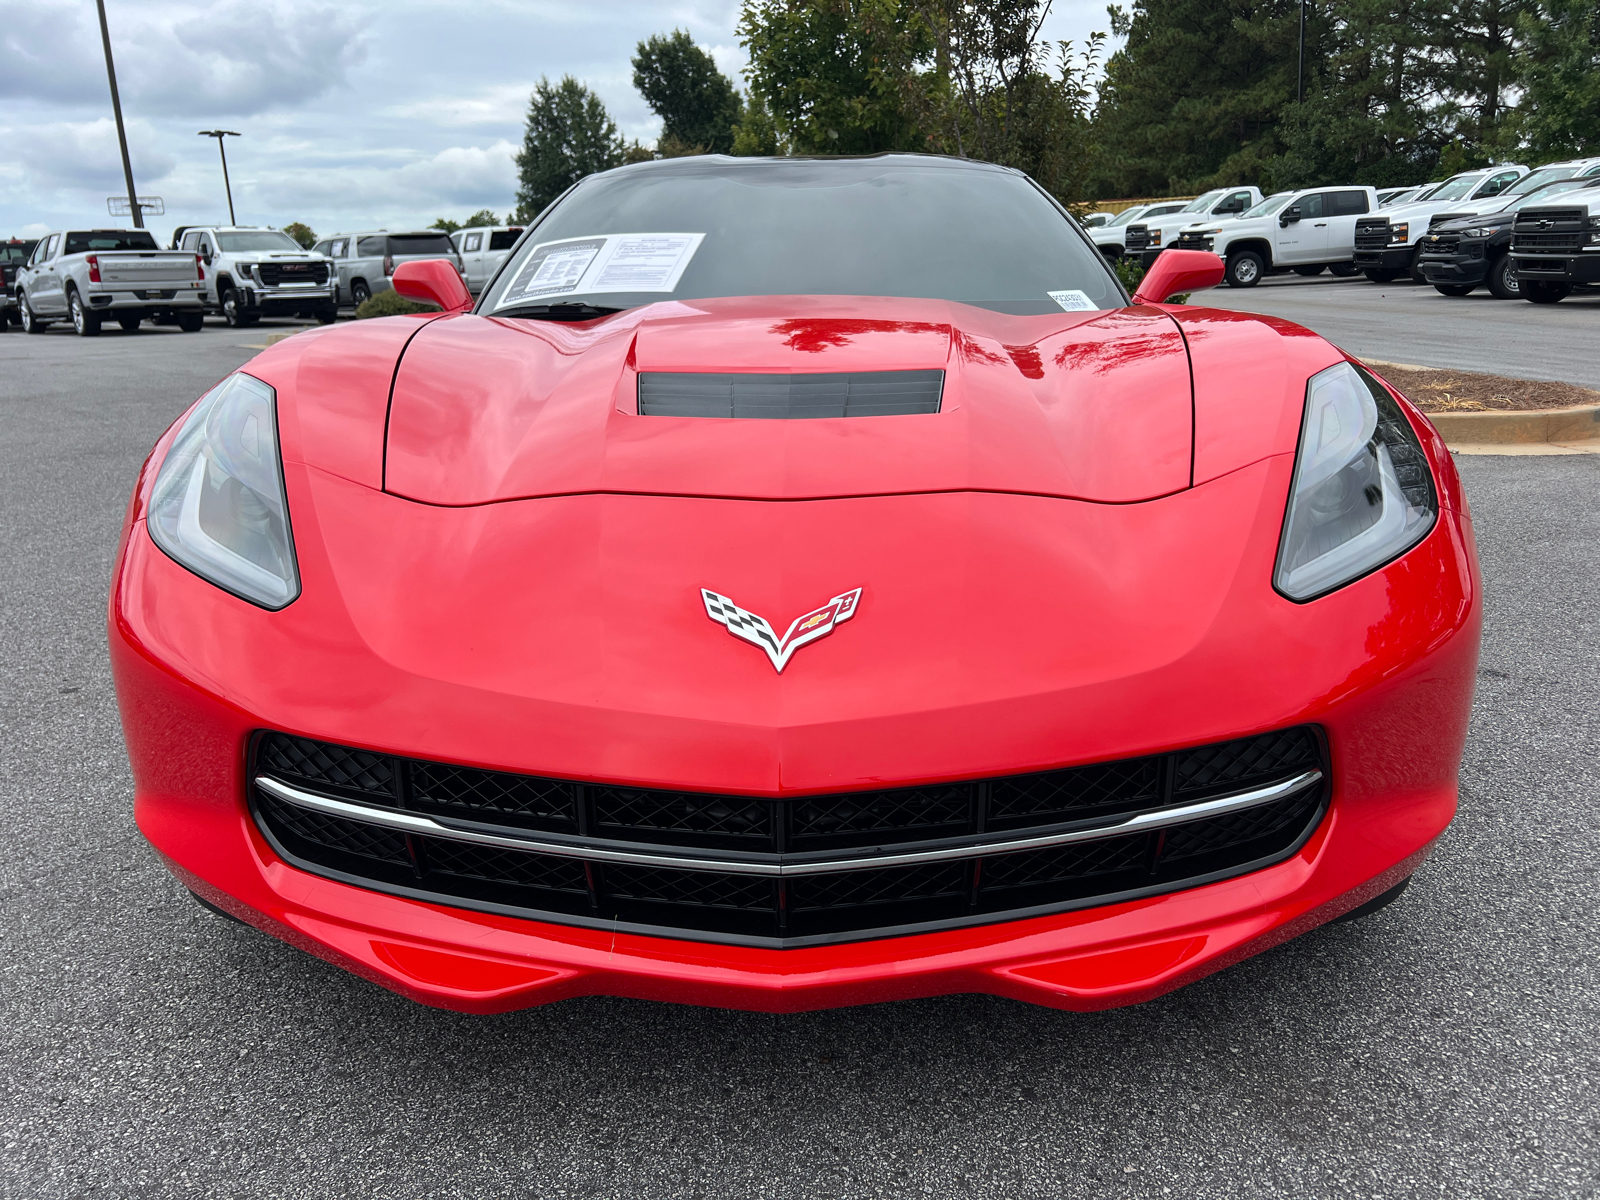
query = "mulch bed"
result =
(1370, 362, 1600, 412)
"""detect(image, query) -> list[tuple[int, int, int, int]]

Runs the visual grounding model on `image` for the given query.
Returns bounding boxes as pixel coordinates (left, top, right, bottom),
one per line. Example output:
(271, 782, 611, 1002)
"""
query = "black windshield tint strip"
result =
(638, 370, 943, 419)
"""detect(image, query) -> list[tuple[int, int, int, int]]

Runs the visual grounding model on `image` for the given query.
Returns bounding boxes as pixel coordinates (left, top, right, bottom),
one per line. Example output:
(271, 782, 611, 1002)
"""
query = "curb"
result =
(1424, 403, 1600, 447)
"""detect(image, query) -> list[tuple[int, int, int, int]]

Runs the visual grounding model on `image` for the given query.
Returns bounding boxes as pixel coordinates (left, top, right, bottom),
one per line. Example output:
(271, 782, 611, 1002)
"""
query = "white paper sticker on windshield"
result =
(1047, 289, 1097, 312)
(501, 237, 606, 303)
(498, 232, 704, 307)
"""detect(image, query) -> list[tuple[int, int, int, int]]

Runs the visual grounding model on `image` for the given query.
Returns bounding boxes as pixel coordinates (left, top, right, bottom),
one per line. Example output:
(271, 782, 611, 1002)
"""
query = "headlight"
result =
(1389, 222, 1409, 242)
(147, 372, 300, 609)
(1150, 230, 1163, 246)
(1463, 226, 1504, 238)
(1274, 362, 1437, 602)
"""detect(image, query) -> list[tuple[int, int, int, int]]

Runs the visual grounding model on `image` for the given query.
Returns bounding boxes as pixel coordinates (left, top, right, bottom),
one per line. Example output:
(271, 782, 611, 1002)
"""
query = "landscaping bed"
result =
(1371, 362, 1600, 413)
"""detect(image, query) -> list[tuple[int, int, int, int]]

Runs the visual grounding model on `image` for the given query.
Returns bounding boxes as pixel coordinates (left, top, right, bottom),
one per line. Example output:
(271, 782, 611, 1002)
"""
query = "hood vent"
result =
(638, 369, 944, 419)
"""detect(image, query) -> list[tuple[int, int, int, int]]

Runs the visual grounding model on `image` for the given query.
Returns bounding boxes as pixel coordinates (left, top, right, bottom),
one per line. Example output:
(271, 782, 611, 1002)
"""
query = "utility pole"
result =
(95, 0, 142, 228)
(198, 131, 242, 224)
(1297, 0, 1307, 105)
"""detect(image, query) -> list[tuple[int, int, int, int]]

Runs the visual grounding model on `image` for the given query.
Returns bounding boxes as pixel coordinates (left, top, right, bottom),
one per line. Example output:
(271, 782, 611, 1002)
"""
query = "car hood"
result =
(379, 296, 1196, 506)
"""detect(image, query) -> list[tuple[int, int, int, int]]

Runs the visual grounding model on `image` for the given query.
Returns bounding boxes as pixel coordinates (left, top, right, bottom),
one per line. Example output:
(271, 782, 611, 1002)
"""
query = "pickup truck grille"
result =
(1420, 233, 1462, 255)
(1172, 232, 1212, 252)
(258, 262, 330, 286)
(1354, 219, 1392, 249)
(1125, 225, 1151, 251)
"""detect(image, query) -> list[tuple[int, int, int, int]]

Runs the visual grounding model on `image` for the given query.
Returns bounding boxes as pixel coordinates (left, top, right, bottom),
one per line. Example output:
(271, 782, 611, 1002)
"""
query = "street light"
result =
(198, 130, 242, 225)
(96, 0, 142, 228)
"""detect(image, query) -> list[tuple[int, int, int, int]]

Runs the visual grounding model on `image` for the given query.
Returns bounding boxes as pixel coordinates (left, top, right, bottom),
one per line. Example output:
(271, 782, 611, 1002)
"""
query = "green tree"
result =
(633, 30, 745, 154)
(1514, 0, 1600, 157)
(282, 221, 316, 248)
(738, 0, 933, 153)
(913, 3, 1104, 205)
(429, 217, 461, 233)
(731, 91, 788, 155)
(463, 209, 501, 227)
(515, 76, 625, 220)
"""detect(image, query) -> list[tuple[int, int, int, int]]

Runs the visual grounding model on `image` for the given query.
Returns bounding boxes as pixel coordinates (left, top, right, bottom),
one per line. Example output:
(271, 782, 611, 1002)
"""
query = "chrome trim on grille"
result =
(254, 770, 1324, 878)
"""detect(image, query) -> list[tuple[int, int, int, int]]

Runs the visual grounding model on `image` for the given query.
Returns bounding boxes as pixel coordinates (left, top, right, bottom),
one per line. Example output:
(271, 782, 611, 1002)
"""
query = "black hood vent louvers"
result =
(637, 369, 944, 419)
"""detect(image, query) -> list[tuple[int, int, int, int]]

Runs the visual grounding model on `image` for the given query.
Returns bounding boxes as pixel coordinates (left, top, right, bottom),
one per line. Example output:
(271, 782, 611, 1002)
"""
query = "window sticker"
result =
(1047, 289, 1097, 311)
(497, 233, 704, 307)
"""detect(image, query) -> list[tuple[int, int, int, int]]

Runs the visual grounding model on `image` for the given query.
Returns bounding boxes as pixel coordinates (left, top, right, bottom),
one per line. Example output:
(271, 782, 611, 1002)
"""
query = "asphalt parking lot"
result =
(2, 315, 1597, 1200)
(1204, 272, 1600, 387)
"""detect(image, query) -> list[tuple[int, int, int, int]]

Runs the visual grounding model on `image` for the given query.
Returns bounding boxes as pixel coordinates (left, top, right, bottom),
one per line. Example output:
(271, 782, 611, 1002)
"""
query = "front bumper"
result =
(1418, 254, 1490, 285)
(111, 399, 1480, 1014)
(235, 285, 336, 314)
(1511, 252, 1600, 284)
(1353, 246, 1414, 270)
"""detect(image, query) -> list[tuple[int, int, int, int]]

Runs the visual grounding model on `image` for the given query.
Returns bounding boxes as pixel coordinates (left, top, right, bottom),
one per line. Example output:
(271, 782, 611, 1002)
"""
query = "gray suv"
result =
(313, 231, 463, 307)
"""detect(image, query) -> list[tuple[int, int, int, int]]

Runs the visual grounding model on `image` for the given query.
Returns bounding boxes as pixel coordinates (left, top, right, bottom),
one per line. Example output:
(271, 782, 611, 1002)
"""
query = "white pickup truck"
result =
(1352, 165, 1528, 282)
(17, 228, 205, 335)
(1171, 186, 1382, 287)
(1125, 187, 1263, 268)
(1090, 201, 1193, 260)
(450, 225, 524, 294)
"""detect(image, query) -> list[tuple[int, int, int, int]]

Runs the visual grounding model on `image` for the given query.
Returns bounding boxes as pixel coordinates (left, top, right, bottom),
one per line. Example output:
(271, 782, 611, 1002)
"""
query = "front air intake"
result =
(637, 369, 944, 419)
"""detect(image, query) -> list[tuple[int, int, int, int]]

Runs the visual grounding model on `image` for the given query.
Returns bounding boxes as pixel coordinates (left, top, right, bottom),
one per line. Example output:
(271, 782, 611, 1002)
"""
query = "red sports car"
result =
(111, 155, 1479, 1014)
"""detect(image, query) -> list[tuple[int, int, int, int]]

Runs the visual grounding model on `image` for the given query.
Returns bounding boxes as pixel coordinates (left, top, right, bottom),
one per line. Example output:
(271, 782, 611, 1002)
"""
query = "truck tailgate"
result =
(97, 253, 200, 286)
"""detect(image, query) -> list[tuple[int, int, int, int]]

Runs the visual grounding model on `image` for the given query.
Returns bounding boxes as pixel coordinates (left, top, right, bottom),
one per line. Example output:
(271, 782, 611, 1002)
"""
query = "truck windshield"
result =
(1106, 206, 1146, 227)
(1425, 174, 1485, 202)
(1242, 195, 1294, 219)
(2, 241, 37, 263)
(217, 232, 302, 252)
(1179, 190, 1226, 214)
(483, 156, 1121, 317)
(1500, 165, 1580, 196)
(1499, 178, 1600, 210)
(64, 231, 159, 253)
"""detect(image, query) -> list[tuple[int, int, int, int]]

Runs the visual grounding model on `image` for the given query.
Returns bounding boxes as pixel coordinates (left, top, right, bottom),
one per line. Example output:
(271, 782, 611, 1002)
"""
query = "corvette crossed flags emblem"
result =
(701, 587, 862, 673)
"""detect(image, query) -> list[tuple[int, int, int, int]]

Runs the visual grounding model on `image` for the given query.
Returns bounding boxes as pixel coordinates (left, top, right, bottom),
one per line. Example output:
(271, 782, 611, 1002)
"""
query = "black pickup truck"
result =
(2, 237, 40, 328)
(1418, 178, 1600, 300)
(1509, 196, 1600, 303)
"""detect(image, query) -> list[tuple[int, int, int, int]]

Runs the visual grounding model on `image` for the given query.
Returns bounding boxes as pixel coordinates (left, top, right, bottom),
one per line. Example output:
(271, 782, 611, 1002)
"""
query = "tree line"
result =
(510, 0, 1599, 219)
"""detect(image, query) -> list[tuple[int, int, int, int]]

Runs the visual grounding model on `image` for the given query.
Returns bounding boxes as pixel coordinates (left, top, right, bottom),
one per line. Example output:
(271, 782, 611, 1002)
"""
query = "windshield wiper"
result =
(493, 302, 626, 321)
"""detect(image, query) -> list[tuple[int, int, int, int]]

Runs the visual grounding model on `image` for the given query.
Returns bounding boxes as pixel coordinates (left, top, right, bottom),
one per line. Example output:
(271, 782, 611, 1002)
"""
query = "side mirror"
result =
(1131, 249, 1225, 305)
(392, 258, 473, 312)
(1280, 206, 1302, 226)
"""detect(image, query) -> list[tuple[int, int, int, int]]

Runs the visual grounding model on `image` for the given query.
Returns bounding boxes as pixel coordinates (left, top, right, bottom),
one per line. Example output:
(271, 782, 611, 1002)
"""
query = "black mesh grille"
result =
(258, 261, 330, 286)
(637, 370, 944, 419)
(252, 726, 1327, 945)
(1355, 220, 1391, 249)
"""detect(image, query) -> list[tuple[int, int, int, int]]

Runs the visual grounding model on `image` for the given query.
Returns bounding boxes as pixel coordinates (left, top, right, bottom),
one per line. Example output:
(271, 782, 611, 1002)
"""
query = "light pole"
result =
(95, 0, 142, 228)
(1297, 0, 1307, 105)
(198, 130, 242, 224)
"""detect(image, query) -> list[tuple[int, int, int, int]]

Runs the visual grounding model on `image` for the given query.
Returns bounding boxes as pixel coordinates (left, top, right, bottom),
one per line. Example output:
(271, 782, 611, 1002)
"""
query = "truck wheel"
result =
(221, 288, 260, 328)
(117, 314, 142, 332)
(1523, 281, 1570, 304)
(1486, 255, 1520, 301)
(351, 280, 372, 306)
(20, 295, 47, 333)
(1224, 250, 1264, 288)
(1329, 262, 1362, 277)
(1432, 284, 1475, 296)
(314, 305, 338, 325)
(69, 290, 101, 337)
(177, 311, 205, 332)
(1292, 265, 1325, 277)
(1365, 269, 1401, 283)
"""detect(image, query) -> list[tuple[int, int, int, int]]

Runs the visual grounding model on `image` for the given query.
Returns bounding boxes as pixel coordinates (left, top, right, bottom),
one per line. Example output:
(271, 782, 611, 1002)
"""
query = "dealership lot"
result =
(1205, 273, 1600, 387)
(2, 320, 1597, 1199)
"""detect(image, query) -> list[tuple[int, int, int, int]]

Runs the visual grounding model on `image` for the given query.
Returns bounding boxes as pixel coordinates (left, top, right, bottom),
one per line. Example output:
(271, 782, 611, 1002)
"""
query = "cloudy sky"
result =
(1, 0, 1117, 244)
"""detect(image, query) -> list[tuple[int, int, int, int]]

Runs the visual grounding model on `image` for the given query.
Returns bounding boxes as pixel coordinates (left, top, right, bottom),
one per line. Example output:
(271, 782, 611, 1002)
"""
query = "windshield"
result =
(216, 231, 302, 253)
(1501, 178, 1600, 211)
(1107, 206, 1146, 227)
(1242, 194, 1294, 219)
(64, 231, 159, 253)
(2, 241, 37, 263)
(1501, 164, 1580, 196)
(1180, 189, 1226, 214)
(1425, 173, 1486, 201)
(483, 156, 1122, 317)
